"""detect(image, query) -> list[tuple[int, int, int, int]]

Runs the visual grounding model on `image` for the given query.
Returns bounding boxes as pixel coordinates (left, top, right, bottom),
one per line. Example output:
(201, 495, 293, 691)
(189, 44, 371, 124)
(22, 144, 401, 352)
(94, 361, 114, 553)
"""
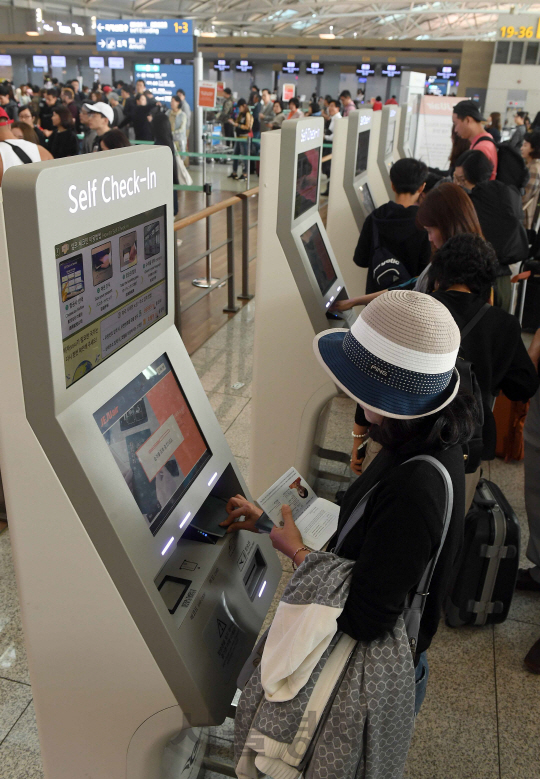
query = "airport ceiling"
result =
(14, 0, 540, 40)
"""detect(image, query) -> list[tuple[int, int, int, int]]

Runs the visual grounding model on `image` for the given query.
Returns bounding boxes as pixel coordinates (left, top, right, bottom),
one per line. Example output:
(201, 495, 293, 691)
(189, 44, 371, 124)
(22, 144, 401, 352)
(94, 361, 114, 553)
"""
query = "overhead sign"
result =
(356, 63, 375, 77)
(134, 63, 194, 108)
(198, 81, 217, 109)
(382, 64, 402, 77)
(0, 55, 12, 67)
(236, 60, 253, 72)
(96, 19, 194, 53)
(497, 14, 540, 39)
(89, 57, 105, 68)
(306, 62, 324, 74)
(437, 66, 457, 79)
(282, 61, 300, 74)
(108, 57, 125, 69)
(213, 59, 230, 72)
(51, 55, 66, 68)
(33, 55, 48, 68)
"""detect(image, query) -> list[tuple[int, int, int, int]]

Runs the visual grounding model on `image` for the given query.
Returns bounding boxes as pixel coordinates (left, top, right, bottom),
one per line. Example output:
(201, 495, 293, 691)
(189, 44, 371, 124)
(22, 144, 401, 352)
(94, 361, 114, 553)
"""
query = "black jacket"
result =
(432, 290, 539, 458)
(46, 129, 79, 159)
(353, 202, 431, 293)
(334, 442, 465, 657)
(468, 181, 528, 274)
(39, 99, 61, 131)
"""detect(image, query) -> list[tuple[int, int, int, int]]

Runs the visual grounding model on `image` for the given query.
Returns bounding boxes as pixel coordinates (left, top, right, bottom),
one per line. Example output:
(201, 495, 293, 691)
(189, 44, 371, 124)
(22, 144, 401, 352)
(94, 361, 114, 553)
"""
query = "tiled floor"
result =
(1, 299, 539, 778)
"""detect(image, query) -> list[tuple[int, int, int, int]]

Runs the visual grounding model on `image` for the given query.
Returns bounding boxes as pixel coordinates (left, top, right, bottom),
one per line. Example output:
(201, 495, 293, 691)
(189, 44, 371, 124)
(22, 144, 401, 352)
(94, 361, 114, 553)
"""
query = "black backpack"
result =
(471, 136, 529, 191)
(455, 303, 490, 474)
(369, 218, 412, 291)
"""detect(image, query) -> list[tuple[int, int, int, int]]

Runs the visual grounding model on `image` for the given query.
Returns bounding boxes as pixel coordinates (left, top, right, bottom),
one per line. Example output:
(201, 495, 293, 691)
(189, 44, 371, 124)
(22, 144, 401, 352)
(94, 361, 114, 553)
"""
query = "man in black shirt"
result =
(353, 157, 431, 293)
(454, 149, 528, 311)
(40, 89, 61, 132)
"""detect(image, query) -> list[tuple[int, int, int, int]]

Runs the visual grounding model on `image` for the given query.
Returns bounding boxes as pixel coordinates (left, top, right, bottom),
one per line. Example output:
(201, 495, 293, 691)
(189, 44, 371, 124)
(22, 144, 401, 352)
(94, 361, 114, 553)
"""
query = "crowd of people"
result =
(0, 77, 192, 204)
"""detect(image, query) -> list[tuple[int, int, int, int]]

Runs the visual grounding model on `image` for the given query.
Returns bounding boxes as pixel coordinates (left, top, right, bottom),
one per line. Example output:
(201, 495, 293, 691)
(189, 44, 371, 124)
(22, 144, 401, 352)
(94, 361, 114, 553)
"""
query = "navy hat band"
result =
(343, 331, 454, 397)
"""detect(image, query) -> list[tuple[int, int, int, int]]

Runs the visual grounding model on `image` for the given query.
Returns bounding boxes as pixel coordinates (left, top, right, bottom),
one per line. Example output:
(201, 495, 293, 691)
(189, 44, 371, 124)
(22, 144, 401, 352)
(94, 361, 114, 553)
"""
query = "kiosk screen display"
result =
(360, 183, 376, 215)
(56, 206, 167, 388)
(94, 354, 212, 536)
(295, 149, 320, 220)
(300, 224, 337, 296)
(385, 120, 396, 157)
(355, 131, 370, 177)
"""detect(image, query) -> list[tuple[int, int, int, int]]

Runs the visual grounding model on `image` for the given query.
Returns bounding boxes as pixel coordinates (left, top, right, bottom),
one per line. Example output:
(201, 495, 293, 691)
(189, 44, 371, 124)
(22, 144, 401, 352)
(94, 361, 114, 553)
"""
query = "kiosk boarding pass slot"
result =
(343, 109, 377, 231)
(277, 116, 354, 333)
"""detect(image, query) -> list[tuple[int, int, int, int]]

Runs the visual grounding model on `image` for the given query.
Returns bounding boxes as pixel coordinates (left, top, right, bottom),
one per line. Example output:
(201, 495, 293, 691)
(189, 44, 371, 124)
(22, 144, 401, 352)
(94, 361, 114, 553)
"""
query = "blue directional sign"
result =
(134, 63, 193, 109)
(96, 19, 193, 53)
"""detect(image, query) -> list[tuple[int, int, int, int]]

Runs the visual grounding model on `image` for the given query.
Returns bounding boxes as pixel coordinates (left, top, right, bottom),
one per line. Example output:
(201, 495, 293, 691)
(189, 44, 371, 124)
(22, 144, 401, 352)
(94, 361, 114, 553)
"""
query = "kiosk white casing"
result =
(326, 109, 381, 298)
(377, 105, 401, 200)
(398, 72, 426, 158)
(0, 147, 280, 778)
(249, 120, 351, 497)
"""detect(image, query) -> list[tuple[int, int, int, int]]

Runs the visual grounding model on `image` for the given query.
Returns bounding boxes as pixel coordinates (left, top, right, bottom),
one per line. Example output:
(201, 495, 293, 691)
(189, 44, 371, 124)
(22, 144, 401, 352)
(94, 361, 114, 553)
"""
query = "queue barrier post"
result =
(192, 182, 219, 289)
(224, 204, 240, 314)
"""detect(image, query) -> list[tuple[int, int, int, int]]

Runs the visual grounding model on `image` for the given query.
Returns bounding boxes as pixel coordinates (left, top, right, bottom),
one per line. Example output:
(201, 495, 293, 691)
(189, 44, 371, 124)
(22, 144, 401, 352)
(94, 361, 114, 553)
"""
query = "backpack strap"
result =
(401, 455, 453, 658)
(1, 140, 33, 165)
(471, 134, 498, 150)
(459, 302, 491, 340)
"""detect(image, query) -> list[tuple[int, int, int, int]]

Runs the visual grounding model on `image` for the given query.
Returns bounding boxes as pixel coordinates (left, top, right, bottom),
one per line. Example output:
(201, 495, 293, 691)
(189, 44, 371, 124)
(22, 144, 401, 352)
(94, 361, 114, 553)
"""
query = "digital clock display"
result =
(497, 14, 540, 40)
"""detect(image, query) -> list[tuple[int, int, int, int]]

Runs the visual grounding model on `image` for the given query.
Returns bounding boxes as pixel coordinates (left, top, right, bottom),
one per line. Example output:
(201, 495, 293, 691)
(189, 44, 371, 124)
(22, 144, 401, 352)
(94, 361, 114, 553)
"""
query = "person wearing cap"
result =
(221, 291, 475, 715)
(452, 100, 497, 180)
(83, 102, 114, 152)
(0, 107, 52, 186)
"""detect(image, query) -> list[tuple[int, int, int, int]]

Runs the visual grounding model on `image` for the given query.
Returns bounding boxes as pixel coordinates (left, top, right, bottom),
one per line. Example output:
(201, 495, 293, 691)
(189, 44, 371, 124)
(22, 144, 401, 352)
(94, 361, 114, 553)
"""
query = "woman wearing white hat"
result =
(223, 291, 476, 715)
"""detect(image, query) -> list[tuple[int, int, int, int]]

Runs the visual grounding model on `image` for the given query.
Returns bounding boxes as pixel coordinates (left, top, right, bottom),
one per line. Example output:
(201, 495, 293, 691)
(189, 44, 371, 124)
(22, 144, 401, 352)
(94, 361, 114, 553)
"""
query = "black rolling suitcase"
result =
(518, 259, 540, 332)
(446, 478, 520, 627)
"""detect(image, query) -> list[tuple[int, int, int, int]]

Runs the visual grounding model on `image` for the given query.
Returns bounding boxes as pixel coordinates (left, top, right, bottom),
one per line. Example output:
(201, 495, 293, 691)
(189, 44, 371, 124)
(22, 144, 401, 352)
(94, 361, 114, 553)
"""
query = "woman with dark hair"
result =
(99, 129, 131, 150)
(416, 180, 483, 251)
(428, 233, 539, 505)
(11, 120, 39, 145)
(227, 98, 253, 181)
(45, 105, 79, 158)
(132, 93, 153, 141)
(151, 111, 179, 215)
(286, 96, 303, 120)
(224, 291, 476, 730)
(521, 131, 540, 228)
(485, 112, 502, 143)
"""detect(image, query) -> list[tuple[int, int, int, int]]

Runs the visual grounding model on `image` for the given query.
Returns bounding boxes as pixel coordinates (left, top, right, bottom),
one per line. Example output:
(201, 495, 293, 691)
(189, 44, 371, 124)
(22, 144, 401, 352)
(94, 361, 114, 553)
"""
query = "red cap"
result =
(0, 107, 13, 125)
(103, 85, 112, 93)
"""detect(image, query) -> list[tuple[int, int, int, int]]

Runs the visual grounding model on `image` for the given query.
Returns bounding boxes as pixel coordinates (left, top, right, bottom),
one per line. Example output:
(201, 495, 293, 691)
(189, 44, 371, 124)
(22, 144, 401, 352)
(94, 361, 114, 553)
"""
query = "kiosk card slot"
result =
(158, 575, 192, 614)
(243, 547, 268, 601)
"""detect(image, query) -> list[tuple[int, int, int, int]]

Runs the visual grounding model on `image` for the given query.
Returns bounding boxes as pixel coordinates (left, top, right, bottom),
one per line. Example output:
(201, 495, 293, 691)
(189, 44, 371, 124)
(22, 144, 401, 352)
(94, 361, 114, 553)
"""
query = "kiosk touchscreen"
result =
(377, 104, 401, 199)
(276, 117, 354, 332)
(0, 147, 280, 779)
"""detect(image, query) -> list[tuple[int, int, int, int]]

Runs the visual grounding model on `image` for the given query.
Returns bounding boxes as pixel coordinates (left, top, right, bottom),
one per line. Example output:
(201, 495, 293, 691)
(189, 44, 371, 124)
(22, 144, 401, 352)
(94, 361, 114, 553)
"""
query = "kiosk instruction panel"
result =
(94, 354, 211, 536)
(57, 205, 167, 387)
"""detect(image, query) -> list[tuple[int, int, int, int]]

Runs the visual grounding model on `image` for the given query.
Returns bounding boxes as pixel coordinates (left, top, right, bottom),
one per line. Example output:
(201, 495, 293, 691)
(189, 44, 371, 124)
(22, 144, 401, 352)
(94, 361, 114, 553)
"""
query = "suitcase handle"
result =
(480, 543, 517, 559)
(475, 497, 497, 509)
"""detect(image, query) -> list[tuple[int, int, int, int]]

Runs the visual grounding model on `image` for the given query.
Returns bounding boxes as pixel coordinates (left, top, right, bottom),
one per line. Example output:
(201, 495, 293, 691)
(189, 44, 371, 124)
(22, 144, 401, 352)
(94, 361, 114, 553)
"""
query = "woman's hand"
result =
(220, 494, 263, 533)
(270, 505, 304, 558)
(330, 299, 355, 312)
(350, 444, 365, 476)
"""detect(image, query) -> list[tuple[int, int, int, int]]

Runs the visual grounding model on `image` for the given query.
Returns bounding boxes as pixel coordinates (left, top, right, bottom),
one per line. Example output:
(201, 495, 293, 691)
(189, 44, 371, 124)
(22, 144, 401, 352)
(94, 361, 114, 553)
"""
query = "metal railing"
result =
(172, 149, 332, 331)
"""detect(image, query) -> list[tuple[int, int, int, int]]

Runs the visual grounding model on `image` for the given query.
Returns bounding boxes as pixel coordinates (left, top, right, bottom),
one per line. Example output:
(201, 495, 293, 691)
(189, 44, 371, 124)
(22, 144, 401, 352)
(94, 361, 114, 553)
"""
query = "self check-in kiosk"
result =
(326, 108, 382, 298)
(0, 147, 280, 778)
(377, 105, 401, 200)
(249, 118, 352, 498)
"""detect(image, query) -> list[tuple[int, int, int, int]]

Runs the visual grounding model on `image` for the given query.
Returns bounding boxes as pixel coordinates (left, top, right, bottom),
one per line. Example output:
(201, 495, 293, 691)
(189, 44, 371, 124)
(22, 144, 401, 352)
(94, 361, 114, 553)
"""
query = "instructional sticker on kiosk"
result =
(203, 600, 241, 679)
(55, 206, 167, 387)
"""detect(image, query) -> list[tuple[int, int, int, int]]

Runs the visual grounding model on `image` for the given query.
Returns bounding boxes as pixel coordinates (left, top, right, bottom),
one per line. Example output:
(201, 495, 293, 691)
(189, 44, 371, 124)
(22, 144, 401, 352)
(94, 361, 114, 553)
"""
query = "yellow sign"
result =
(497, 14, 540, 40)
(173, 21, 189, 34)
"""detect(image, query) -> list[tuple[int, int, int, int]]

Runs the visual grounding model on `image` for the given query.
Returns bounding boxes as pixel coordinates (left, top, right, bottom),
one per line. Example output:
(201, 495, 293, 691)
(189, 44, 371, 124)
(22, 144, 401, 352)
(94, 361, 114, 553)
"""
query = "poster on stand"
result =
(414, 95, 458, 170)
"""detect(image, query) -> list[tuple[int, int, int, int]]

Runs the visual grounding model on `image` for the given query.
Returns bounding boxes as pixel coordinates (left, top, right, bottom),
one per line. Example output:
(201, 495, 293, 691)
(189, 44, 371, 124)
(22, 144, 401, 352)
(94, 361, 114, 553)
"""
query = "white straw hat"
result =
(313, 290, 461, 420)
